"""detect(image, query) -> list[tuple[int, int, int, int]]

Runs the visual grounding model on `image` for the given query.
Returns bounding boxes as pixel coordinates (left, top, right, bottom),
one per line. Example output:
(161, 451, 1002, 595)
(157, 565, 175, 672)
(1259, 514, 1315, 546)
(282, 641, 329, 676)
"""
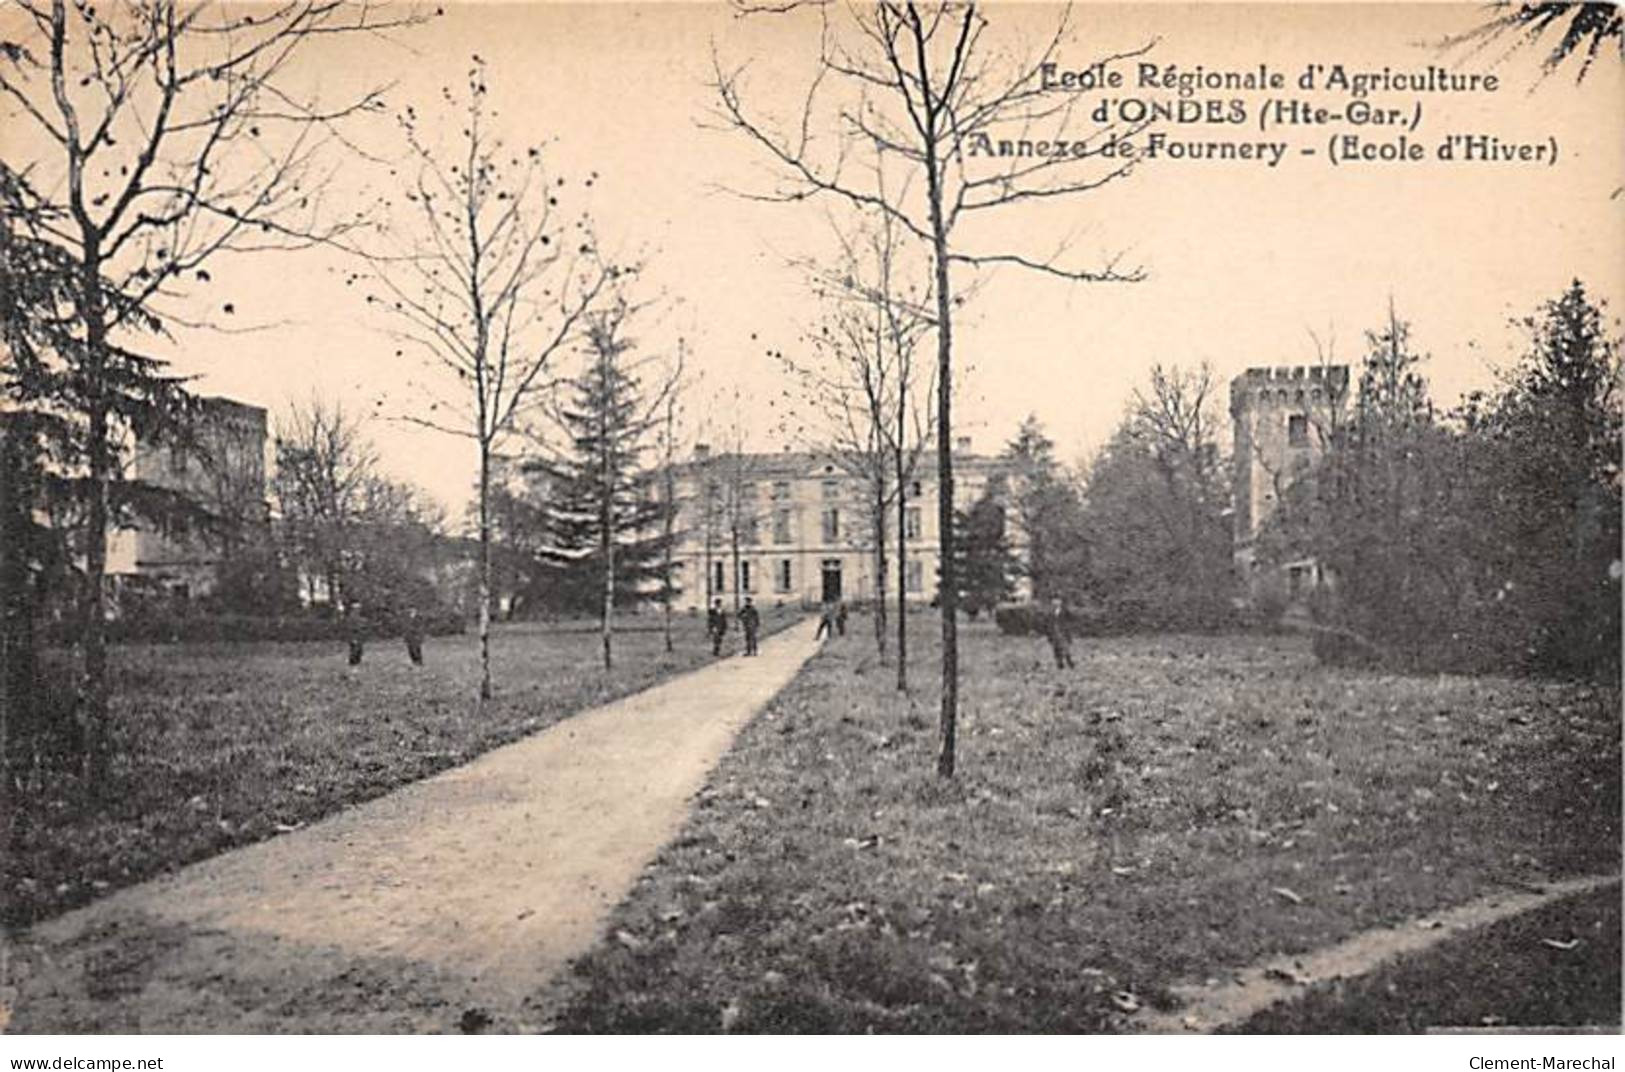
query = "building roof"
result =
(676, 445, 1004, 480)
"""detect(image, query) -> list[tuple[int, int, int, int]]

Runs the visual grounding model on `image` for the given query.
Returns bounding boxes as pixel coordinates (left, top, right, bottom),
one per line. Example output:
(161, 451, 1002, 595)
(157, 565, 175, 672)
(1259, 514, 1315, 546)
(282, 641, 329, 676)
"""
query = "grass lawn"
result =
(548, 614, 1621, 1033)
(1230, 884, 1621, 1033)
(5, 607, 802, 929)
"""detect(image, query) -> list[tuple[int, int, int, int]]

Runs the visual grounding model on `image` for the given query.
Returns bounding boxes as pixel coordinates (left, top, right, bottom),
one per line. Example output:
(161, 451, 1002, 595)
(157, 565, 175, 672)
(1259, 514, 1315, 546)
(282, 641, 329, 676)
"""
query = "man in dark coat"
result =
(1045, 597, 1075, 670)
(835, 601, 848, 637)
(739, 596, 761, 656)
(707, 598, 728, 656)
(344, 600, 365, 667)
(402, 606, 424, 666)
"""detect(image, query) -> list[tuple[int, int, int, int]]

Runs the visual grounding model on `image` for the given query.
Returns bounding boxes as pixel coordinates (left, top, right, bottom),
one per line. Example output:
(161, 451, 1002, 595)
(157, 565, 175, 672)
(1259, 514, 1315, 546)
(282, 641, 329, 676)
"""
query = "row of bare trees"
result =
(776, 209, 936, 692)
(0, 0, 432, 782)
(714, 2, 1149, 774)
(1, 4, 686, 790)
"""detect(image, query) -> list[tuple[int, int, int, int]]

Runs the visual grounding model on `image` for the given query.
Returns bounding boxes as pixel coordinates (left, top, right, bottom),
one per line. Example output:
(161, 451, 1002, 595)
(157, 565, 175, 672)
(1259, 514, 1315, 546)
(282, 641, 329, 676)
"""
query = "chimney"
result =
(693, 443, 710, 460)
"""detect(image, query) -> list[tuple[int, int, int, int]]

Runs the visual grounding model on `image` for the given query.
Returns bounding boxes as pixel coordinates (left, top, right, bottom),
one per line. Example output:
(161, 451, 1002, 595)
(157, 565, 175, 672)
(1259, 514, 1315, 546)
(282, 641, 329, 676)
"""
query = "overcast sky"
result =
(47, 2, 1620, 516)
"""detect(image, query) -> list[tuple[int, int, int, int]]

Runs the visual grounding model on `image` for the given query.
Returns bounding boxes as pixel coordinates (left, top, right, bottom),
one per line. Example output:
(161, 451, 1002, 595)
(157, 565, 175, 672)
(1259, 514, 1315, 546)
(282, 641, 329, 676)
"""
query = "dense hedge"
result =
(42, 611, 465, 647)
(993, 600, 1242, 638)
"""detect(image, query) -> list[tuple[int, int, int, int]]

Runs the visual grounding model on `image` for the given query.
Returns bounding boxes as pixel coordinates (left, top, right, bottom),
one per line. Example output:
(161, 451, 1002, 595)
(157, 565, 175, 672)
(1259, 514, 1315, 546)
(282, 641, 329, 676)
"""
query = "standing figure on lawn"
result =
(739, 596, 761, 656)
(402, 606, 425, 666)
(835, 600, 848, 637)
(1045, 596, 1075, 670)
(707, 598, 729, 657)
(344, 600, 365, 667)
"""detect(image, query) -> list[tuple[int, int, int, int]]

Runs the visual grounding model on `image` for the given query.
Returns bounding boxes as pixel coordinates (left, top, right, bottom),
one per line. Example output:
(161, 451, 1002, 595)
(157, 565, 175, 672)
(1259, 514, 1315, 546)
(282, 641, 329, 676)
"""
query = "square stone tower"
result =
(1229, 365, 1349, 604)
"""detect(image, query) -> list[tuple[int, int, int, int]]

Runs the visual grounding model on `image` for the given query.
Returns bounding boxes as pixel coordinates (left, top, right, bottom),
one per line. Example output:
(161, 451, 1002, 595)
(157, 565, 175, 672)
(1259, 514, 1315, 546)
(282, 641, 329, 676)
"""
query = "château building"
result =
(667, 438, 1012, 611)
(106, 395, 270, 603)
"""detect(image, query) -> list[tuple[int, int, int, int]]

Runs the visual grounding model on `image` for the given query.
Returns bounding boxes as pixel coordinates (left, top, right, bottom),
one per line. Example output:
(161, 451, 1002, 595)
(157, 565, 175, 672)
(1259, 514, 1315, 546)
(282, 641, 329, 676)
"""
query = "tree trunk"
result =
(601, 415, 614, 673)
(0, 421, 36, 802)
(79, 248, 112, 788)
(873, 473, 888, 657)
(925, 158, 957, 778)
(896, 444, 908, 693)
(477, 437, 493, 701)
(730, 528, 741, 616)
(662, 468, 674, 654)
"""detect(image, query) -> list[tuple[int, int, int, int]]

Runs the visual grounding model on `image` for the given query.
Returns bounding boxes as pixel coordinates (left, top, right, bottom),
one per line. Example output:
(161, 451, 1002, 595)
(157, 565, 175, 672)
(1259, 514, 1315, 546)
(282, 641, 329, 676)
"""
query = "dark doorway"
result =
(821, 559, 842, 603)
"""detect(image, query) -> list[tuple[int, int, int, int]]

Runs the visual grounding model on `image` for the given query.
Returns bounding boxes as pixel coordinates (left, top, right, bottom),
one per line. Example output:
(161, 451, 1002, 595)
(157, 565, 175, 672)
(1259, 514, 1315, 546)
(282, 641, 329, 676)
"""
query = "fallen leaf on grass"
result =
(1271, 886, 1305, 905)
(1110, 991, 1141, 1013)
(614, 929, 644, 951)
(1540, 938, 1580, 951)
(273, 821, 304, 834)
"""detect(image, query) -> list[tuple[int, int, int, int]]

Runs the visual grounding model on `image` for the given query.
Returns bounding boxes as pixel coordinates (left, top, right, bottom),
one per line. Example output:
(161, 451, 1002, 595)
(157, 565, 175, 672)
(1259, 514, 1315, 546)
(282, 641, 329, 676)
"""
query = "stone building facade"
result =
(106, 395, 270, 602)
(667, 438, 1011, 611)
(1229, 365, 1349, 604)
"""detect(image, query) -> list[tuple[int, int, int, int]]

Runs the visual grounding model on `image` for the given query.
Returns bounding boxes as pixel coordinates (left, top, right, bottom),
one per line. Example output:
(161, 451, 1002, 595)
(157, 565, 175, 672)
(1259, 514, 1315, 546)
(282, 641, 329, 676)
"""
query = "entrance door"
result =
(820, 559, 843, 603)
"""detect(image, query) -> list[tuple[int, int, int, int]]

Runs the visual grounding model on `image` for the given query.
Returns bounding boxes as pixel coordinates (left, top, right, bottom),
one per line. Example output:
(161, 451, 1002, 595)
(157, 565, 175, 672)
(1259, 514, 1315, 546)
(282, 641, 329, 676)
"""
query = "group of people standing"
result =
(707, 597, 762, 657)
(706, 596, 852, 657)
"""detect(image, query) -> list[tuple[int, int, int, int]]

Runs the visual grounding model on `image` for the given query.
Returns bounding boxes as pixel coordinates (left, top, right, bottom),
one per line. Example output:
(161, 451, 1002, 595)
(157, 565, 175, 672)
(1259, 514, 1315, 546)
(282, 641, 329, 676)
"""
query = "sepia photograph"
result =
(0, 0, 1620, 1054)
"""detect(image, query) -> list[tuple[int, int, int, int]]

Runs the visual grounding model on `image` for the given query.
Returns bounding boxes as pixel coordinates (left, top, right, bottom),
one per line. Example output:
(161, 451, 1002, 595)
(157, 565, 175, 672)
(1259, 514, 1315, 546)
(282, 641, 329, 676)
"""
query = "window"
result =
(740, 560, 753, 593)
(1287, 414, 1309, 447)
(776, 559, 792, 593)
(773, 508, 792, 544)
(905, 506, 922, 540)
(772, 481, 791, 500)
(821, 508, 840, 542)
(744, 515, 760, 545)
(906, 559, 923, 593)
(909, 480, 923, 498)
(821, 478, 840, 500)
(712, 560, 725, 595)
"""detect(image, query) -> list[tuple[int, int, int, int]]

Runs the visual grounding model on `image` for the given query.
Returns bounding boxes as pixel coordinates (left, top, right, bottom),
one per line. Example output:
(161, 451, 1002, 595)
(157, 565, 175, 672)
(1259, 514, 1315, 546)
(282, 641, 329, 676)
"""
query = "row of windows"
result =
(706, 506, 925, 546)
(708, 478, 929, 503)
(706, 559, 926, 594)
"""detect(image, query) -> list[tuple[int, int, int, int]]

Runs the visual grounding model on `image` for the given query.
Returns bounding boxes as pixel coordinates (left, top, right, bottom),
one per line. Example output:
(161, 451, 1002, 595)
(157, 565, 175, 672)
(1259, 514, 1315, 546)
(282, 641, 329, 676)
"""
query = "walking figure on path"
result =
(707, 598, 729, 656)
(739, 596, 761, 656)
(814, 600, 835, 641)
(1045, 597, 1075, 670)
(402, 607, 424, 666)
(835, 601, 848, 637)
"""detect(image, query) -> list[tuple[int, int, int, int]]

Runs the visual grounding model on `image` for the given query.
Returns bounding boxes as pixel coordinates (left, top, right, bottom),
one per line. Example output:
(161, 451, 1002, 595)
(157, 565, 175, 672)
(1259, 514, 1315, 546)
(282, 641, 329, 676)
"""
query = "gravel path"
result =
(1, 619, 821, 1033)
(1135, 872, 1623, 1033)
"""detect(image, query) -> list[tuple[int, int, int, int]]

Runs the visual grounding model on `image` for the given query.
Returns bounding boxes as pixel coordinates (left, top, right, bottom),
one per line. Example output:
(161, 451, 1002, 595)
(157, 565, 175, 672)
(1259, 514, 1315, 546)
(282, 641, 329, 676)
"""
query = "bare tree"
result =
(713, 2, 1150, 774)
(778, 205, 935, 686)
(272, 396, 377, 608)
(0, 0, 424, 776)
(1128, 362, 1230, 613)
(658, 340, 689, 654)
(355, 59, 612, 700)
